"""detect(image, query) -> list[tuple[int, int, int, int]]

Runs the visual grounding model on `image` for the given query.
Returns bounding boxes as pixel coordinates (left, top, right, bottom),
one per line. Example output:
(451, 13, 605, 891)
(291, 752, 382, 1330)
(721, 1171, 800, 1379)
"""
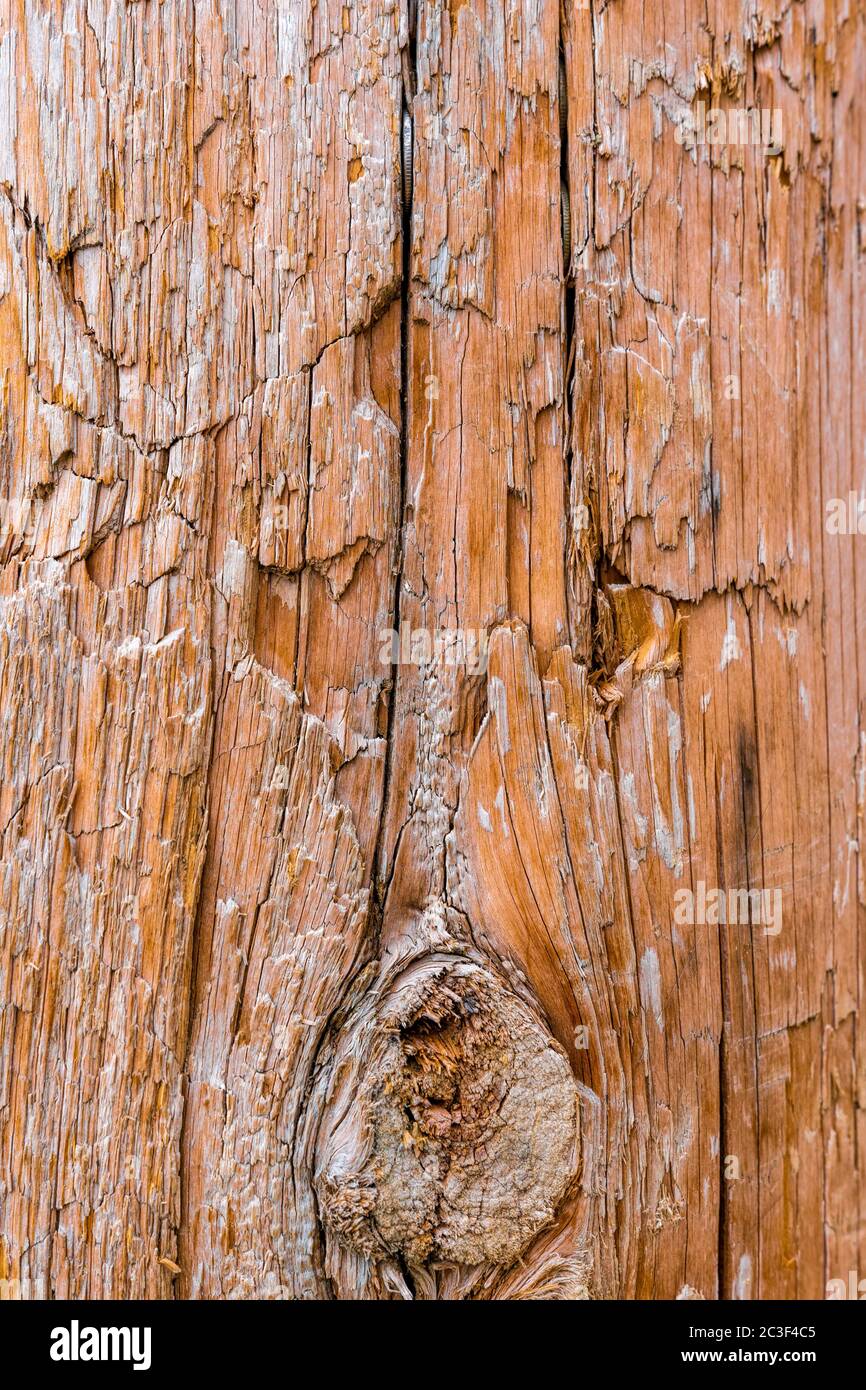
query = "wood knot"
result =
(314, 956, 579, 1270)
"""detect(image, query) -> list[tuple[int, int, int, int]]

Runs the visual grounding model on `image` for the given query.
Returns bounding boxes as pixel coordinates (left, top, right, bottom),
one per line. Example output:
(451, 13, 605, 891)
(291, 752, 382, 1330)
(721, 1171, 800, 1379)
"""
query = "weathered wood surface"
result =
(0, 0, 863, 1300)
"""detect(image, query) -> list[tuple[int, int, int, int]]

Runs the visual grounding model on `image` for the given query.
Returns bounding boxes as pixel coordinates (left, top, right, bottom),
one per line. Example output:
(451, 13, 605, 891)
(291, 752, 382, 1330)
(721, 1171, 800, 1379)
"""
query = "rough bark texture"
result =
(0, 0, 863, 1301)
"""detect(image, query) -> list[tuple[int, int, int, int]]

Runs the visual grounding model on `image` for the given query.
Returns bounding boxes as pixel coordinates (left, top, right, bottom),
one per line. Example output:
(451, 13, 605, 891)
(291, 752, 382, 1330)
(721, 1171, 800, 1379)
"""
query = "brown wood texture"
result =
(0, 0, 863, 1300)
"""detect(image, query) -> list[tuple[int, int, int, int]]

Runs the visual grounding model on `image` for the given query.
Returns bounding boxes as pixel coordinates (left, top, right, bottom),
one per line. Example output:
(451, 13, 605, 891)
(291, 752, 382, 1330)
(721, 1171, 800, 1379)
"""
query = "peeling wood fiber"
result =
(0, 0, 864, 1302)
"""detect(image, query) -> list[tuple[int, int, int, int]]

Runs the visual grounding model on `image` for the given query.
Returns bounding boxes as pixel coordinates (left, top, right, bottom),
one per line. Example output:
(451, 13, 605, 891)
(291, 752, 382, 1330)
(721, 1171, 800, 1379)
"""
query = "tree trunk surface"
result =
(0, 0, 863, 1301)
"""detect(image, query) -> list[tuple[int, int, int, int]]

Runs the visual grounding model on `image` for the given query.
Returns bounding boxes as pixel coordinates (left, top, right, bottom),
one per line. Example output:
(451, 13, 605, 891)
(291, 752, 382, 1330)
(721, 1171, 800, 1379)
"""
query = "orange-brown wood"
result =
(0, 0, 863, 1300)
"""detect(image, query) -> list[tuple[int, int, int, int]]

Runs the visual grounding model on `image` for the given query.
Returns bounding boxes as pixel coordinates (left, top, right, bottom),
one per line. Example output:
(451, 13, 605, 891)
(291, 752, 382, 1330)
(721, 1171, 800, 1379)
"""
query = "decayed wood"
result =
(0, 0, 863, 1301)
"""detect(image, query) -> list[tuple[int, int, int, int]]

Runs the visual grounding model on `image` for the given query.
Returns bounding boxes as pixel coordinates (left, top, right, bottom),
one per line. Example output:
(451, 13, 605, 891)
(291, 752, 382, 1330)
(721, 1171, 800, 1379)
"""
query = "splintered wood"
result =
(0, 0, 863, 1301)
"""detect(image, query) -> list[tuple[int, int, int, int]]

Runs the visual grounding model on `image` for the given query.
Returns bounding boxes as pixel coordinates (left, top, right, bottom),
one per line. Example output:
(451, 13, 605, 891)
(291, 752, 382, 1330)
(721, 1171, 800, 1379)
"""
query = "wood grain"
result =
(0, 0, 863, 1300)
